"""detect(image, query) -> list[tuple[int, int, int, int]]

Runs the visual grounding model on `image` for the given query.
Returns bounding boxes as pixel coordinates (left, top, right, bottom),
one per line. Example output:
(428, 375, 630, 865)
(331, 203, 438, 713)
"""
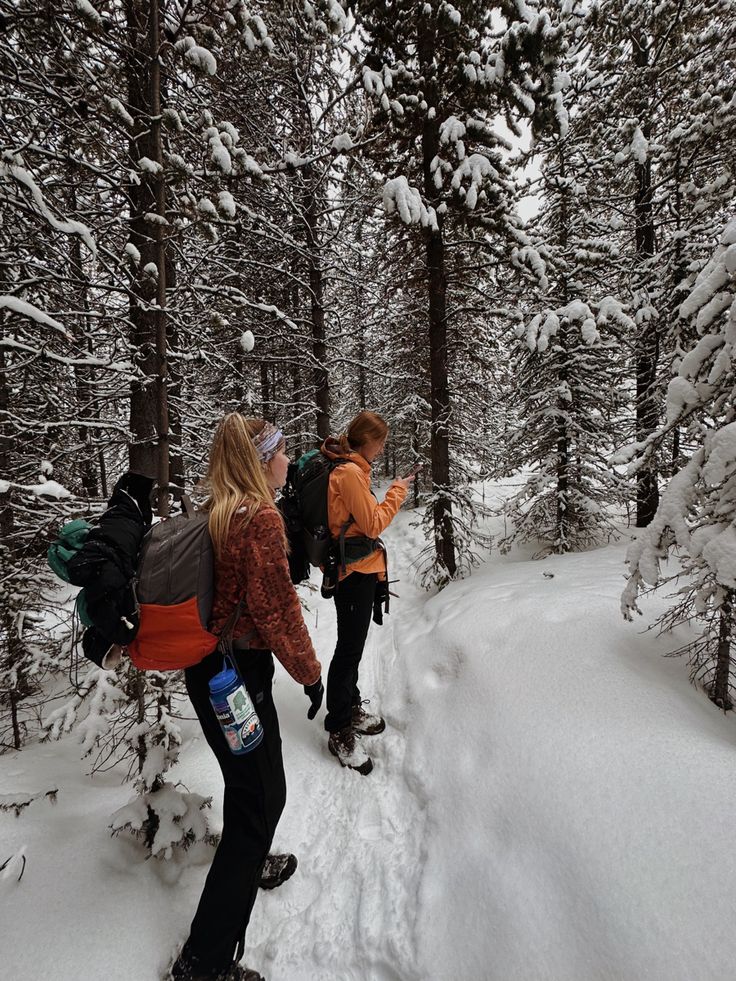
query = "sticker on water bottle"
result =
(224, 725, 242, 751)
(228, 687, 254, 724)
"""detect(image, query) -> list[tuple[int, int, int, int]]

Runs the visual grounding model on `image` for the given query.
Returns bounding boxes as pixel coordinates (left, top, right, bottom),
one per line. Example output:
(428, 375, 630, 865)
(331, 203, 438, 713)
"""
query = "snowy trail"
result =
(4, 486, 736, 981)
(248, 542, 429, 981)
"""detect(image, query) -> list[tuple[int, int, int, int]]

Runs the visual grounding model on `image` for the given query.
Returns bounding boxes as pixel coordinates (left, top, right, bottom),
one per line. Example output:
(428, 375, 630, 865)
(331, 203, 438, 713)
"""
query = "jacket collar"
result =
(321, 437, 371, 475)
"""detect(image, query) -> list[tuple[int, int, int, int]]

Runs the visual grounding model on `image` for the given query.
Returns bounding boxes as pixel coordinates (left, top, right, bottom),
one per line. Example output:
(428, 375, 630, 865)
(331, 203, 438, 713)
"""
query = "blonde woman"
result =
(170, 414, 322, 981)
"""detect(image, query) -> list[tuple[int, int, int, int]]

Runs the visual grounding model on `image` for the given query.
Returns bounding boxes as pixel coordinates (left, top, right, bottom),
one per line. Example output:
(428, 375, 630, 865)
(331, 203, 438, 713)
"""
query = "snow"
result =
(75, 0, 102, 24)
(665, 375, 699, 423)
(3, 489, 736, 980)
(30, 479, 70, 500)
(326, 0, 347, 31)
(138, 157, 163, 175)
(176, 37, 217, 76)
(679, 333, 723, 380)
(198, 197, 217, 217)
(240, 330, 255, 353)
(206, 129, 232, 174)
(331, 133, 354, 153)
(0, 295, 70, 338)
(451, 153, 497, 210)
(679, 219, 736, 322)
(217, 191, 236, 218)
(443, 2, 462, 26)
(362, 67, 386, 98)
(701, 524, 736, 588)
(106, 98, 134, 128)
(187, 45, 217, 76)
(1, 160, 96, 255)
(701, 421, 736, 488)
(439, 116, 466, 147)
(383, 176, 438, 231)
(630, 126, 649, 164)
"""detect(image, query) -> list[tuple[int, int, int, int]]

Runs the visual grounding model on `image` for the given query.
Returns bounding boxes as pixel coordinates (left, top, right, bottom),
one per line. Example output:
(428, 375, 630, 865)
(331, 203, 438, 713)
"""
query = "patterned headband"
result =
(253, 422, 284, 463)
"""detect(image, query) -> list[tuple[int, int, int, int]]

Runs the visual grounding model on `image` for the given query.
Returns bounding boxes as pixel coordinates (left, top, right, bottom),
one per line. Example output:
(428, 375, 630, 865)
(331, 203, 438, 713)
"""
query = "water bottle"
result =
(208, 656, 264, 755)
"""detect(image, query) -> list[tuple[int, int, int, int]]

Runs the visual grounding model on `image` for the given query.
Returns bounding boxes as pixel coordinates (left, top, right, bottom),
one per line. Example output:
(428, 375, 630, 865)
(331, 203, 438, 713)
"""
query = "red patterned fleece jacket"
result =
(209, 504, 321, 686)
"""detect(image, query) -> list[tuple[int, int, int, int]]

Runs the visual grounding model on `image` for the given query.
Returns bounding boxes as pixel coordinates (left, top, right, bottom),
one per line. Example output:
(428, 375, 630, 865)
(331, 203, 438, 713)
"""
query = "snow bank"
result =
(3, 495, 736, 981)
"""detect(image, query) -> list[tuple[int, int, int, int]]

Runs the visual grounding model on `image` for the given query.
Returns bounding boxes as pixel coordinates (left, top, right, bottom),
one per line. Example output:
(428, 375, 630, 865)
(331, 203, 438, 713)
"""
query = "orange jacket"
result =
(321, 438, 407, 578)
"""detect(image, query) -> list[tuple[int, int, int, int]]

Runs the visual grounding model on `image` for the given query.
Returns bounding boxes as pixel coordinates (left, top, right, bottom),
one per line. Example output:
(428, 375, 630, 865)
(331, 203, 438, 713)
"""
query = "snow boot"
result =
(219, 966, 263, 981)
(215, 966, 263, 981)
(168, 951, 264, 981)
(328, 726, 373, 775)
(259, 852, 298, 890)
(351, 701, 385, 735)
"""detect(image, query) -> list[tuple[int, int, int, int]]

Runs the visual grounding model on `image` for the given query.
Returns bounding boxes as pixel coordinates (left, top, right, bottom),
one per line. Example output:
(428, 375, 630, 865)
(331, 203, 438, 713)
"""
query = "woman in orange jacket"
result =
(321, 410, 415, 775)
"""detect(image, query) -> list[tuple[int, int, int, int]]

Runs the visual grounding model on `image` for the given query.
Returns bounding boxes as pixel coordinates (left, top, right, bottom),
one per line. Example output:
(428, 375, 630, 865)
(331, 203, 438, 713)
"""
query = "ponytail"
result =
(340, 411, 389, 452)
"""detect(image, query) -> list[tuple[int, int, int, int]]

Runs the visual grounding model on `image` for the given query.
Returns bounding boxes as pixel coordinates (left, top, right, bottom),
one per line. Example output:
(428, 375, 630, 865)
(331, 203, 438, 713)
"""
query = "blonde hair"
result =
(338, 410, 389, 455)
(204, 414, 282, 556)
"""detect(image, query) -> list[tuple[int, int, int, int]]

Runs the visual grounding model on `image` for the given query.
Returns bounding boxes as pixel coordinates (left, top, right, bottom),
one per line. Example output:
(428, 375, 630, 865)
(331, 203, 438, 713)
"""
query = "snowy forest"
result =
(2, 1, 736, 979)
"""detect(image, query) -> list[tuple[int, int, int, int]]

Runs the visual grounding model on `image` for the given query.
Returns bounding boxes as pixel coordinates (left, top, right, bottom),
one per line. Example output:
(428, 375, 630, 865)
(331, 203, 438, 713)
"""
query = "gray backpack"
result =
(127, 498, 219, 671)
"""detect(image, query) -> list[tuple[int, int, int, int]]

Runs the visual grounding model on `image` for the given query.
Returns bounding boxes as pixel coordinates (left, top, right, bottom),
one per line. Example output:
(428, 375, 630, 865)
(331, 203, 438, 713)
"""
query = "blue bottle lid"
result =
(209, 665, 239, 696)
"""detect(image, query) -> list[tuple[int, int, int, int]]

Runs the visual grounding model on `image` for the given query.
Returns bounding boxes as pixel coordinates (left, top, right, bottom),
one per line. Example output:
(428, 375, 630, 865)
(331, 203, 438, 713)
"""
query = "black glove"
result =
(372, 579, 390, 626)
(304, 678, 324, 720)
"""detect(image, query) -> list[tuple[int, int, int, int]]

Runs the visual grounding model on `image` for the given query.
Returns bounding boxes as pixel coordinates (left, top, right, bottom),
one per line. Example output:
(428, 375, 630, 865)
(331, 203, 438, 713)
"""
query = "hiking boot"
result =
(216, 967, 263, 981)
(259, 852, 297, 890)
(169, 952, 264, 981)
(219, 966, 264, 981)
(351, 701, 386, 736)
(328, 726, 373, 775)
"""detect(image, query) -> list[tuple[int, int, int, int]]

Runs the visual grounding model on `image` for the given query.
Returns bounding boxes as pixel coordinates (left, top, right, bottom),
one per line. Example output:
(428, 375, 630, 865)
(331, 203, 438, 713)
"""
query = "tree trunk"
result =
(425, 227, 456, 577)
(555, 144, 570, 553)
(68, 185, 98, 498)
(9, 688, 20, 751)
(355, 226, 367, 409)
(711, 592, 733, 710)
(420, 13, 456, 579)
(671, 426, 680, 476)
(167, 317, 184, 492)
(260, 360, 271, 420)
(303, 179, 330, 440)
(633, 29, 659, 526)
(0, 344, 12, 543)
(125, 0, 169, 514)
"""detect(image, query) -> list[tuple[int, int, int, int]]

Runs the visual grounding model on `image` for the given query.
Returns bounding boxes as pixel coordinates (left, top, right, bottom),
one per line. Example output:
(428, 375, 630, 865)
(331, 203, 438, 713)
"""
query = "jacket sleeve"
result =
(243, 507, 321, 686)
(336, 466, 408, 539)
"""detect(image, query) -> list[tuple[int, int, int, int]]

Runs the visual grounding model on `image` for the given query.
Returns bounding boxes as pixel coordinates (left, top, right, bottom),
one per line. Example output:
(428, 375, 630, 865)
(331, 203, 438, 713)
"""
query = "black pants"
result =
(182, 647, 286, 975)
(325, 571, 378, 733)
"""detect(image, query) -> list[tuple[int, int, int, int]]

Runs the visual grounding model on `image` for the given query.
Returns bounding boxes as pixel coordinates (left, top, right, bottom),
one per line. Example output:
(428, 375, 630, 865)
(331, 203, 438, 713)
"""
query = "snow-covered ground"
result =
(2, 484, 736, 981)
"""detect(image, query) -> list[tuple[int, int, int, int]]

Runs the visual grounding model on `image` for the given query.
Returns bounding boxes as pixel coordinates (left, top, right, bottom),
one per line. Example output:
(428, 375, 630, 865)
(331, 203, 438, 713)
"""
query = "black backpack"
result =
(279, 449, 378, 585)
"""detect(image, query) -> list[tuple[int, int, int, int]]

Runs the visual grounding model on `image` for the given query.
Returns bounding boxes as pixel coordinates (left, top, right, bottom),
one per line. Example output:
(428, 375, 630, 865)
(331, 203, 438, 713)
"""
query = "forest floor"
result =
(2, 480, 736, 981)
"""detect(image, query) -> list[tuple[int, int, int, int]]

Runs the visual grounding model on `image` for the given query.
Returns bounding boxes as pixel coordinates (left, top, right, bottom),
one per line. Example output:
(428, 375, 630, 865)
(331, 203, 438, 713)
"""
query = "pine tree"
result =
(501, 16, 634, 555)
(573, 0, 736, 525)
(622, 219, 736, 708)
(353, 0, 565, 583)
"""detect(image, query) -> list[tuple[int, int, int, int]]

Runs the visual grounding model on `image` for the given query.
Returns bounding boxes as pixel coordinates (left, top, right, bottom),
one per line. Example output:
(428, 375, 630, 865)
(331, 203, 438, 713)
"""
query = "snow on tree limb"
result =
(0, 296, 71, 339)
(383, 177, 438, 231)
(1, 161, 96, 256)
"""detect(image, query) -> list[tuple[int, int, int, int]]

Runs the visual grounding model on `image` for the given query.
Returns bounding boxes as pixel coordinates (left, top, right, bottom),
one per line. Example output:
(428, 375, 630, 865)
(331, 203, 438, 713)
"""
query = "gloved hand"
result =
(304, 677, 324, 720)
(372, 579, 390, 626)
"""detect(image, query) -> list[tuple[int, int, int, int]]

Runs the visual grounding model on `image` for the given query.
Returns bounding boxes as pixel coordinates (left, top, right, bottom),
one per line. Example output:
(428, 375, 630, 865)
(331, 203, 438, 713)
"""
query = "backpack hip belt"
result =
(336, 517, 381, 575)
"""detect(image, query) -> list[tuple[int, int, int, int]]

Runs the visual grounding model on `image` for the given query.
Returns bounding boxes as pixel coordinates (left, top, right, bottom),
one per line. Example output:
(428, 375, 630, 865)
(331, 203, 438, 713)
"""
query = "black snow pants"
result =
(181, 647, 286, 975)
(324, 571, 378, 733)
